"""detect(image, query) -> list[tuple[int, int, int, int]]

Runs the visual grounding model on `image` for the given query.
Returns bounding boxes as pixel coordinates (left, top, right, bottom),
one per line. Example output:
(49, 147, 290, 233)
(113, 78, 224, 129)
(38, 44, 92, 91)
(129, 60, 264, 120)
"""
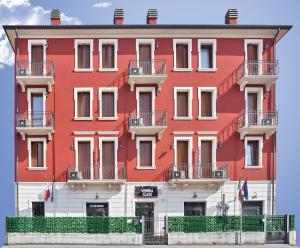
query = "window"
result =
(245, 137, 263, 168)
(74, 88, 93, 120)
(245, 88, 263, 125)
(27, 88, 46, 127)
(86, 202, 108, 216)
(184, 202, 206, 216)
(244, 39, 263, 75)
(198, 87, 217, 120)
(136, 87, 155, 125)
(28, 40, 47, 75)
(99, 137, 118, 179)
(28, 138, 46, 170)
(198, 39, 217, 71)
(174, 87, 193, 120)
(198, 136, 217, 166)
(174, 136, 193, 173)
(136, 137, 156, 169)
(173, 39, 192, 71)
(75, 137, 94, 179)
(74, 39, 93, 71)
(32, 202, 45, 217)
(98, 88, 118, 120)
(99, 39, 118, 71)
(136, 39, 155, 74)
(242, 201, 263, 215)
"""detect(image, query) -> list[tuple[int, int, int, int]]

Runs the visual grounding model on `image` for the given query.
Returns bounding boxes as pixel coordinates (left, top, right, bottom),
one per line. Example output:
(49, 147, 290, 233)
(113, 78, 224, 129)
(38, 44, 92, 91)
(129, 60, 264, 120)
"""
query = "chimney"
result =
(147, 9, 158, 25)
(114, 9, 124, 25)
(225, 9, 238, 25)
(51, 9, 61, 25)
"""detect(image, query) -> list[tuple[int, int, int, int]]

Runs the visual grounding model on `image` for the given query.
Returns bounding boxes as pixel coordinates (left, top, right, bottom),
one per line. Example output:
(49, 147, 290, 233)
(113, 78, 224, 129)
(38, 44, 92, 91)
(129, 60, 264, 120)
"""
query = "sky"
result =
(0, 0, 299, 245)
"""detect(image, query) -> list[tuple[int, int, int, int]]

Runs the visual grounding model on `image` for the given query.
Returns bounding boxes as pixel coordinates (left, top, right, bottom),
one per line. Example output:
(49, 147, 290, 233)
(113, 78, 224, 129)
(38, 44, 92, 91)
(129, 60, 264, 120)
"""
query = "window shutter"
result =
(201, 141, 212, 165)
(177, 92, 189, 117)
(176, 44, 188, 68)
(78, 141, 91, 167)
(31, 45, 43, 75)
(201, 92, 212, 117)
(140, 141, 152, 167)
(102, 92, 114, 117)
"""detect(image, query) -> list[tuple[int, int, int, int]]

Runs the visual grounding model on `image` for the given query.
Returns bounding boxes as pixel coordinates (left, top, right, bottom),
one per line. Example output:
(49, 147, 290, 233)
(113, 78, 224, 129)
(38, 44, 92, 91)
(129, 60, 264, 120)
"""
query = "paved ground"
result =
(2, 245, 298, 248)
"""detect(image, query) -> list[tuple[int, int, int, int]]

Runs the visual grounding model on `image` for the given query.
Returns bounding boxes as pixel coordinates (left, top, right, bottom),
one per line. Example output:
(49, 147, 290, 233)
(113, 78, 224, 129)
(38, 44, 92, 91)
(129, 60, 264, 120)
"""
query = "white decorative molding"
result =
(97, 131, 119, 135)
(173, 131, 194, 135)
(197, 131, 218, 135)
(73, 131, 96, 135)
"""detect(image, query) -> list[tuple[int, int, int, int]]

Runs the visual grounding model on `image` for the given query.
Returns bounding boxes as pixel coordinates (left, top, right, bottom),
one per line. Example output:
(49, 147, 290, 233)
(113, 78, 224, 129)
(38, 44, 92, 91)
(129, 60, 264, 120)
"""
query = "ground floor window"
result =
(184, 202, 206, 216)
(32, 201, 45, 217)
(86, 202, 108, 216)
(135, 202, 154, 218)
(242, 201, 263, 215)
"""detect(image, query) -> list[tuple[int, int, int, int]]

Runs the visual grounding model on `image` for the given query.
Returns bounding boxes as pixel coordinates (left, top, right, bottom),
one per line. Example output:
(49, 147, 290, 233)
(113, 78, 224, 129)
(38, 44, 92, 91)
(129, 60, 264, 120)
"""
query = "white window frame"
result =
(98, 87, 118, 120)
(99, 137, 118, 179)
(74, 39, 93, 72)
(136, 39, 155, 73)
(198, 39, 217, 71)
(173, 39, 193, 71)
(28, 39, 47, 75)
(173, 136, 193, 179)
(27, 88, 47, 125)
(27, 137, 47, 170)
(174, 87, 193, 120)
(244, 136, 263, 169)
(244, 39, 263, 75)
(74, 137, 94, 178)
(99, 39, 118, 71)
(73, 88, 93, 120)
(198, 87, 217, 120)
(136, 136, 156, 169)
(245, 87, 263, 125)
(197, 136, 217, 170)
(136, 87, 156, 124)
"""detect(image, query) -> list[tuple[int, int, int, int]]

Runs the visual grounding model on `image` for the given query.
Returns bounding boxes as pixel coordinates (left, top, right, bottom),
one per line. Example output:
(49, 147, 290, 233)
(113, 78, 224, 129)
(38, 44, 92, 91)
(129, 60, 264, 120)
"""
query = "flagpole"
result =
(240, 200, 242, 245)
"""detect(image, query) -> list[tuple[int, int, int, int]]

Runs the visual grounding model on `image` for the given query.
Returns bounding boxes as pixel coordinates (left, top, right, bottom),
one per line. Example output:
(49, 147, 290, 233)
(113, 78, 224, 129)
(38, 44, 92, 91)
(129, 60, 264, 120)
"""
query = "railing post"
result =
(142, 216, 145, 244)
(263, 214, 267, 244)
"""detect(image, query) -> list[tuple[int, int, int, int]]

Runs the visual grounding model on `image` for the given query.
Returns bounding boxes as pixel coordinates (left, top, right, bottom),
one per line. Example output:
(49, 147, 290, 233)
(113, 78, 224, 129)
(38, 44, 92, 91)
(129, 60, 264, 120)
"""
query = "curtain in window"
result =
(102, 44, 114, 68)
(77, 92, 90, 117)
(177, 92, 189, 117)
(201, 45, 213, 68)
(140, 141, 152, 167)
(31, 45, 43, 76)
(176, 44, 188, 68)
(102, 141, 115, 179)
(31, 141, 43, 167)
(247, 141, 259, 166)
(102, 92, 114, 117)
(78, 44, 90, 69)
(201, 92, 212, 117)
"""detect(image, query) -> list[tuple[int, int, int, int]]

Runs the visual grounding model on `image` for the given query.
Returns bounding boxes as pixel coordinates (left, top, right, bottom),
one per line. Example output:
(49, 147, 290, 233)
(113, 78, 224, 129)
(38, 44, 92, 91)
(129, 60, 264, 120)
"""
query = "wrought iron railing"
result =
(129, 112, 167, 127)
(128, 59, 166, 76)
(16, 60, 54, 77)
(237, 60, 279, 77)
(16, 112, 54, 128)
(169, 164, 228, 180)
(67, 163, 126, 181)
(237, 111, 278, 129)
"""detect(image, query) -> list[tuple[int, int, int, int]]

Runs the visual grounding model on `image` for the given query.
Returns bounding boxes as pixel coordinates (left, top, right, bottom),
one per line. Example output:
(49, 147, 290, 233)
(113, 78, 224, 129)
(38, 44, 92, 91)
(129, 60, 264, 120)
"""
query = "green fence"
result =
(6, 217, 142, 234)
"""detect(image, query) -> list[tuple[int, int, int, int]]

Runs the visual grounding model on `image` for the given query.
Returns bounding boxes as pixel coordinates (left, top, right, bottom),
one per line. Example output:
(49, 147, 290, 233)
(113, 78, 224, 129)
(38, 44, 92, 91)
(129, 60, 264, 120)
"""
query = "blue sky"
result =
(0, 0, 299, 245)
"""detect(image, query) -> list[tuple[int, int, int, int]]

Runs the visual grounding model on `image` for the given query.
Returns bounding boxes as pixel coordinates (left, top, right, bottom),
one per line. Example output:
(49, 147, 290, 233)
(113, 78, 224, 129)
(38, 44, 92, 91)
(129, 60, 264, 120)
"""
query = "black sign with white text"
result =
(135, 186, 158, 198)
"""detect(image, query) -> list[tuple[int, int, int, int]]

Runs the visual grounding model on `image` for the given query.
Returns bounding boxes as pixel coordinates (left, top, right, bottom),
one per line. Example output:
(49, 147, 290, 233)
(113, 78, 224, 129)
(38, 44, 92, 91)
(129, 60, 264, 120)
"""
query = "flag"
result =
(45, 187, 51, 202)
(51, 183, 54, 203)
(237, 179, 243, 201)
(242, 180, 248, 201)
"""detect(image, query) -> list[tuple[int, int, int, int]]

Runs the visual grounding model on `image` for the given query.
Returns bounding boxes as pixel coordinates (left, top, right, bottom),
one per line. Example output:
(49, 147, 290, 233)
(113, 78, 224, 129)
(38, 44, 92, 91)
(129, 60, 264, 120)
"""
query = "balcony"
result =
(16, 61, 54, 92)
(237, 111, 278, 139)
(168, 164, 228, 187)
(236, 60, 279, 91)
(16, 112, 54, 140)
(128, 112, 167, 139)
(67, 163, 126, 189)
(128, 59, 167, 92)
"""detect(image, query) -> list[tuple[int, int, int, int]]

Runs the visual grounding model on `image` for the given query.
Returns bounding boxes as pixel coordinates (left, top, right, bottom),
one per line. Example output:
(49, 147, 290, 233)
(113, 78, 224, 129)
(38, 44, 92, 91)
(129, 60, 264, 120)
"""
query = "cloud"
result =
(93, 2, 112, 8)
(0, 0, 81, 68)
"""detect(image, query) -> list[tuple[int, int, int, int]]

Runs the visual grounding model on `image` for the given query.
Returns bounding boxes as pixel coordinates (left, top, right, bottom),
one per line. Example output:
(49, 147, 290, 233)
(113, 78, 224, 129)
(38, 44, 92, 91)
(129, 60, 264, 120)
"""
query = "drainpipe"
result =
(14, 28, 19, 216)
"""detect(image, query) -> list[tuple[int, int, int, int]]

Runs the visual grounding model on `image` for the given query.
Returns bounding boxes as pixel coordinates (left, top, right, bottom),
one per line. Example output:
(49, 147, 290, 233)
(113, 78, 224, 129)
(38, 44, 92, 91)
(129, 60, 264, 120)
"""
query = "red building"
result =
(4, 9, 291, 218)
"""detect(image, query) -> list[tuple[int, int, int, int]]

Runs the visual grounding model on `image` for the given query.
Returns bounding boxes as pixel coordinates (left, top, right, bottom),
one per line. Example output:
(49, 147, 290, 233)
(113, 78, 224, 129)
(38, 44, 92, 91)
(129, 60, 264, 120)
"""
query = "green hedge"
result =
(168, 215, 264, 233)
(6, 217, 142, 234)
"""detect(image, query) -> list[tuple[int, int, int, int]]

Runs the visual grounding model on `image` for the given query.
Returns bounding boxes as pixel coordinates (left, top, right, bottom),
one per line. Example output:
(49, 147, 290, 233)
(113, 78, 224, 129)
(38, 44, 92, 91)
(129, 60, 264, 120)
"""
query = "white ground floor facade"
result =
(15, 181, 275, 217)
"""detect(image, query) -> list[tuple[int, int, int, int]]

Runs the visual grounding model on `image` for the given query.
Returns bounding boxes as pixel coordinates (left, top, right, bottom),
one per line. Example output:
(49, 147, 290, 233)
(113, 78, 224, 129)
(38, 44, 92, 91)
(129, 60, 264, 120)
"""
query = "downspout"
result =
(14, 28, 19, 216)
(272, 28, 280, 215)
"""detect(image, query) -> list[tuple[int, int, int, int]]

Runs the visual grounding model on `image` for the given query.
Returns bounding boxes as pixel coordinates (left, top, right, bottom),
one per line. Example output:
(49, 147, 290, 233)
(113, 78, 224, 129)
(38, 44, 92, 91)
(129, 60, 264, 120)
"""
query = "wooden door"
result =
(201, 141, 212, 178)
(176, 141, 189, 177)
(139, 92, 152, 126)
(247, 93, 258, 125)
(31, 45, 43, 76)
(139, 44, 152, 74)
(78, 141, 91, 179)
(102, 141, 115, 179)
(247, 44, 258, 75)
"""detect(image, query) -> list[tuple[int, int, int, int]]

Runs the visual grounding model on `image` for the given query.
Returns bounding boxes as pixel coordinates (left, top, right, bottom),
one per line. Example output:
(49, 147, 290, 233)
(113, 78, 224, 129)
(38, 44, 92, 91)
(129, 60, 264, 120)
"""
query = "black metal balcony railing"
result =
(241, 60, 279, 77)
(128, 112, 167, 127)
(16, 61, 54, 77)
(67, 163, 126, 181)
(16, 112, 54, 128)
(169, 164, 228, 180)
(237, 111, 278, 129)
(128, 59, 166, 76)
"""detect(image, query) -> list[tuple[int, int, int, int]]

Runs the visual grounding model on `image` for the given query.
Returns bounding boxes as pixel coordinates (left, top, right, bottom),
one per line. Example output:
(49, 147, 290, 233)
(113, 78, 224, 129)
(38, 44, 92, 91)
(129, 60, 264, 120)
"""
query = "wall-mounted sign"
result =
(135, 186, 158, 198)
